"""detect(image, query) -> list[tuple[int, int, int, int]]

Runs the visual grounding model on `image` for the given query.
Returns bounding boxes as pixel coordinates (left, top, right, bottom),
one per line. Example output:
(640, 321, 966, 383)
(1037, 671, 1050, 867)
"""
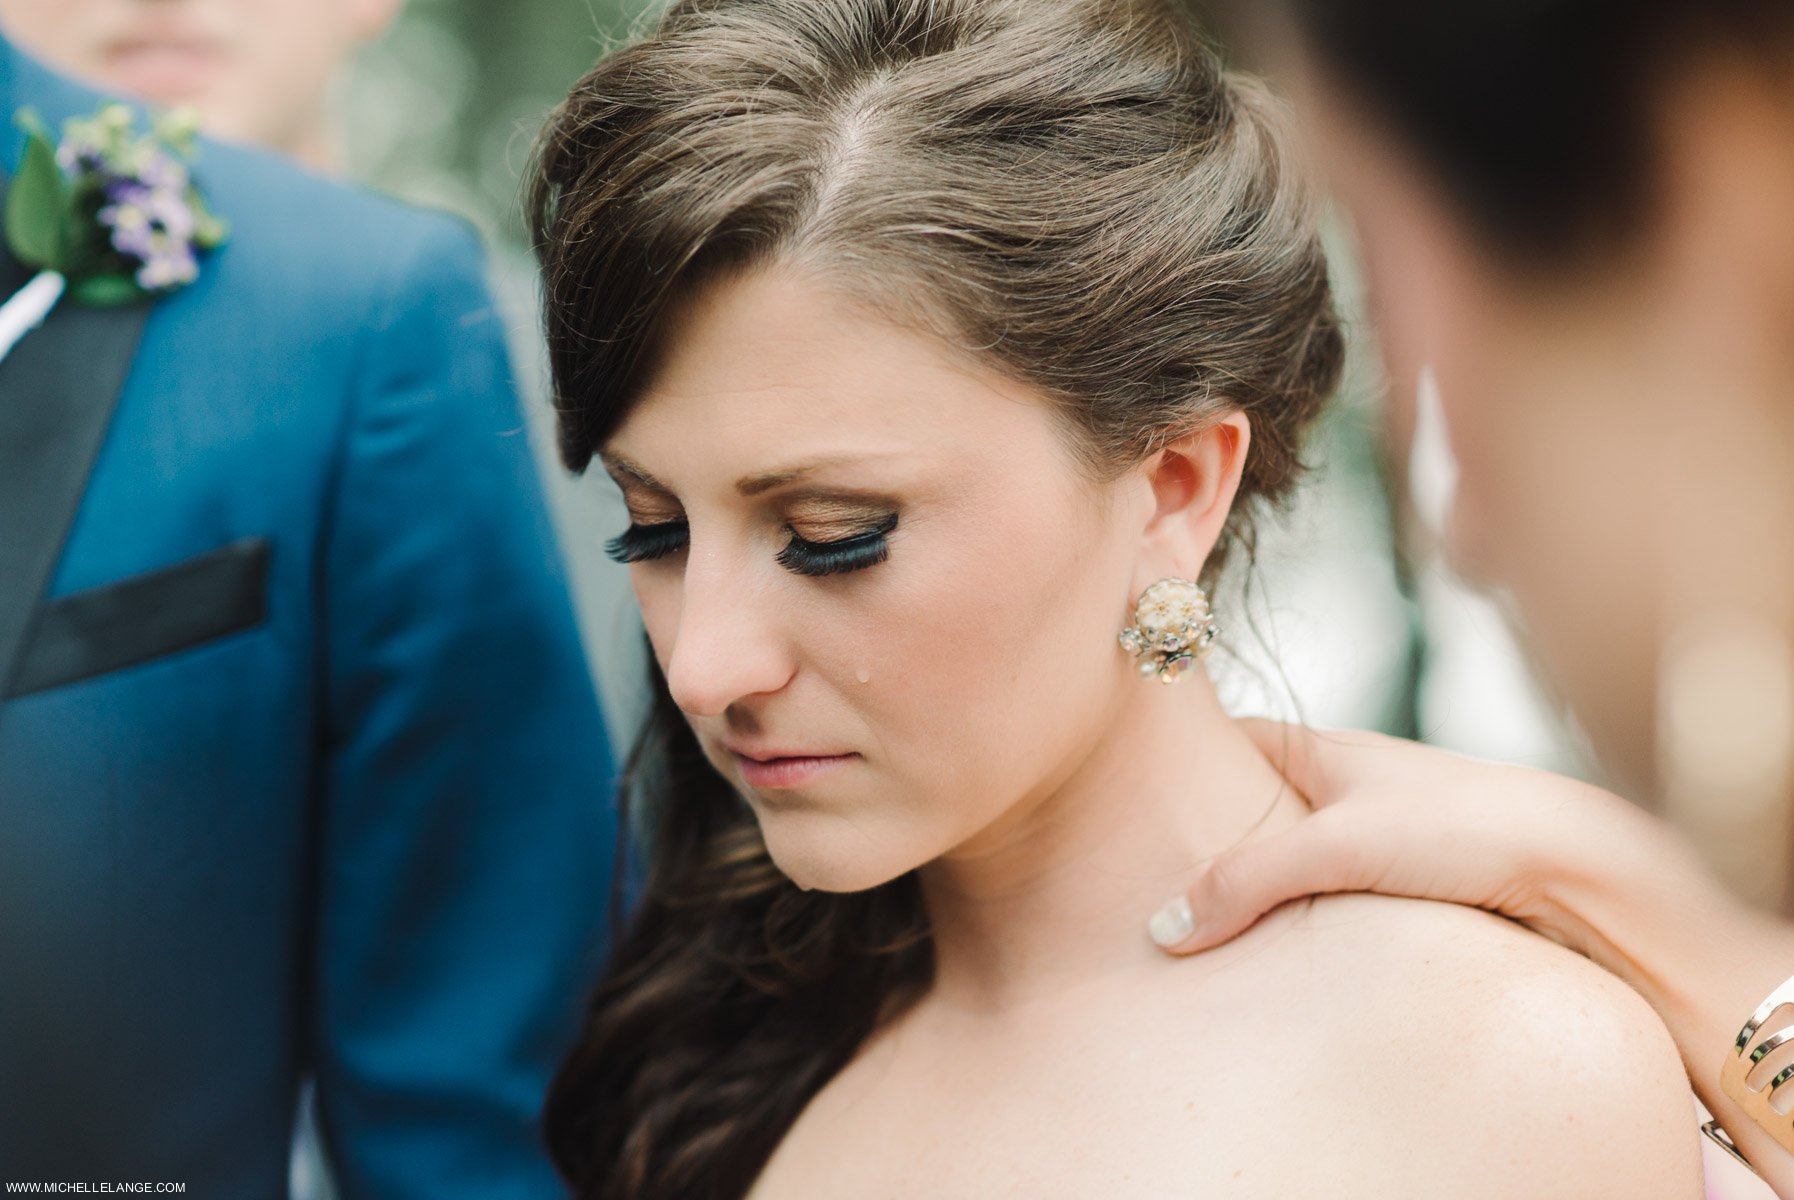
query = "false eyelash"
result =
(776, 513, 900, 578)
(604, 520, 690, 564)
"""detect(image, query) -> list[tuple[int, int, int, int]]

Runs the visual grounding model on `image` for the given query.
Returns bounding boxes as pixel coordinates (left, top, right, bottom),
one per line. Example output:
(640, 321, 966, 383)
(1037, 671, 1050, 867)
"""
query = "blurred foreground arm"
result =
(1157, 722, 1794, 1195)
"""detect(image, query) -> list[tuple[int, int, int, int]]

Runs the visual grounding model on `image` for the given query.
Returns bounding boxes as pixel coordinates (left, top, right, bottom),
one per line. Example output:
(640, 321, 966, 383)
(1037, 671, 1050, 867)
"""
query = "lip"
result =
(103, 34, 227, 100)
(729, 748, 859, 790)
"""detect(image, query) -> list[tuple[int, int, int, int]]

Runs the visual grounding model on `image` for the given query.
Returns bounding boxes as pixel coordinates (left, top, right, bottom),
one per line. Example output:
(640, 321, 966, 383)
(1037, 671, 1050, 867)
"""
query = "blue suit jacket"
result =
(0, 38, 613, 1197)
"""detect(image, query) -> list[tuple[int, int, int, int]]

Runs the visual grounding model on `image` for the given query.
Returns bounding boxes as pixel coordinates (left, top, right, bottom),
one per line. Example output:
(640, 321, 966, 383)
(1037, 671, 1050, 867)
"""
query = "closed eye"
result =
(604, 520, 689, 564)
(777, 513, 899, 577)
(604, 513, 899, 575)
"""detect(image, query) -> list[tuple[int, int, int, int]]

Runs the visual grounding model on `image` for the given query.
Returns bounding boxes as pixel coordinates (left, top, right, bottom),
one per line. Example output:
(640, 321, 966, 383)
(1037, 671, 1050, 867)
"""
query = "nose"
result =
(660, 548, 797, 718)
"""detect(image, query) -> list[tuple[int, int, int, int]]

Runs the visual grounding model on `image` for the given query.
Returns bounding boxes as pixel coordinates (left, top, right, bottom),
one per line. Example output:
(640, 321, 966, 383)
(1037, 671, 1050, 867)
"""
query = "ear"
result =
(1134, 411, 1252, 589)
(348, 0, 407, 42)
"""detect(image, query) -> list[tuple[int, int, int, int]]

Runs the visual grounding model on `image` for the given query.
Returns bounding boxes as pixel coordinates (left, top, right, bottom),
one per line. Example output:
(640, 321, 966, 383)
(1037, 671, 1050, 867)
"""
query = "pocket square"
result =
(5, 537, 271, 699)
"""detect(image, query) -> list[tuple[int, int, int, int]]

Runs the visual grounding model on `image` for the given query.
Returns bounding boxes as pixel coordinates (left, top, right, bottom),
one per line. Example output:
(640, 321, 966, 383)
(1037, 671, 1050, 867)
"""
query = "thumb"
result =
(1149, 816, 1378, 955)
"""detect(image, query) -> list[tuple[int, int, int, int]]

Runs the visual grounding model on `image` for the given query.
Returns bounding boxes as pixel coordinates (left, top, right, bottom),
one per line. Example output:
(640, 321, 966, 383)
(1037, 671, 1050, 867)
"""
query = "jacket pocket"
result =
(7, 537, 272, 699)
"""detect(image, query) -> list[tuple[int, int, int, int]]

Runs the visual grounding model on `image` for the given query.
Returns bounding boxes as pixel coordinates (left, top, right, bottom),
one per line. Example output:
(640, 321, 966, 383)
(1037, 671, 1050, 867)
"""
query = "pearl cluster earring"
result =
(1118, 577, 1219, 684)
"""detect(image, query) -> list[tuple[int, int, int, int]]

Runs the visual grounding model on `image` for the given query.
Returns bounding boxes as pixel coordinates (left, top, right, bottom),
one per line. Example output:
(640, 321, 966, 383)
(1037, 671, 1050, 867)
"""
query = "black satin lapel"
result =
(0, 178, 27, 296)
(0, 240, 27, 296)
(6, 537, 271, 699)
(0, 244, 152, 701)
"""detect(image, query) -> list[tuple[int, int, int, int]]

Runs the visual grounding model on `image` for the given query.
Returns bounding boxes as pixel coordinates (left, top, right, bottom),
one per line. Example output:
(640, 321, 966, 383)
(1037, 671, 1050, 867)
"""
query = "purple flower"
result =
(101, 207, 158, 261)
(102, 177, 152, 207)
(135, 242, 198, 290)
(136, 149, 189, 194)
(54, 128, 106, 175)
(25, 101, 228, 301)
(144, 186, 196, 242)
(97, 173, 201, 288)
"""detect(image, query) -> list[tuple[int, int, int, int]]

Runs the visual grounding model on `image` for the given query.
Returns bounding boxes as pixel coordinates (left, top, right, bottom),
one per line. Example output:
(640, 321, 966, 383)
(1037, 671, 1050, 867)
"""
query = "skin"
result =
(0, 0, 403, 170)
(606, 267, 1703, 1197)
(1161, 31, 1794, 1196)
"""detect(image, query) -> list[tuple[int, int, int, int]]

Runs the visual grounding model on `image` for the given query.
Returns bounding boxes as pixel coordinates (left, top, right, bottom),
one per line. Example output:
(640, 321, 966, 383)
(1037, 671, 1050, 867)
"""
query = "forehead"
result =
(606, 269, 1074, 490)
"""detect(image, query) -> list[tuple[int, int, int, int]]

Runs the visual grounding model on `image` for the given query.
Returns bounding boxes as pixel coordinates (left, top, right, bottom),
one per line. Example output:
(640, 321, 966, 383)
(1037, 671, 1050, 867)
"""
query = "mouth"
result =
(728, 749, 860, 790)
(103, 33, 227, 100)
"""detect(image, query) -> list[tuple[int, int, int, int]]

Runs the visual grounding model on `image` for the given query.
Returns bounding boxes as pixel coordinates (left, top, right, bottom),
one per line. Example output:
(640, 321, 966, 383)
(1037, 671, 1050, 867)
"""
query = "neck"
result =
(210, 90, 343, 176)
(916, 670, 1306, 1013)
(285, 126, 340, 176)
(269, 107, 342, 175)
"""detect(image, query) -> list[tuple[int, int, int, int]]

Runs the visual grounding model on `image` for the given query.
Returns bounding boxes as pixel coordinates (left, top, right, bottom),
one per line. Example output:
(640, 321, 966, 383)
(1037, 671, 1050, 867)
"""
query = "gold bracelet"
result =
(1716, 970, 1794, 1170)
(1703, 1119, 1752, 1170)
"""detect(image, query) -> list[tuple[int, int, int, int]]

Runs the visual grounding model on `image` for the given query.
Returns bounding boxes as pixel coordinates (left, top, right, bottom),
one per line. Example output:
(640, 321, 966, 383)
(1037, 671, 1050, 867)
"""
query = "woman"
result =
(1153, 0, 1794, 1190)
(530, 2, 1702, 1196)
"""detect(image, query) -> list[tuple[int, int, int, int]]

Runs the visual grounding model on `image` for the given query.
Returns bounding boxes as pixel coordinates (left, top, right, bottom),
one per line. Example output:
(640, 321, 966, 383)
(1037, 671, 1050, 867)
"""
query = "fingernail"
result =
(1148, 896, 1195, 949)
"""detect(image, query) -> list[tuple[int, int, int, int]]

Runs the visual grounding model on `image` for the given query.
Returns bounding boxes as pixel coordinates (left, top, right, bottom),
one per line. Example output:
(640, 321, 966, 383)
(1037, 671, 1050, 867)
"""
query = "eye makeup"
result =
(604, 520, 689, 564)
(602, 511, 900, 577)
(776, 512, 899, 577)
(599, 448, 905, 576)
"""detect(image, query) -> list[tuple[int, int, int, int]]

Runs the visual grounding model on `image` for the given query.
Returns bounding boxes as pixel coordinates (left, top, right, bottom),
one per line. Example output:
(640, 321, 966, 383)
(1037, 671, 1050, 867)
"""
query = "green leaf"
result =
(152, 105, 202, 156)
(13, 107, 51, 143)
(69, 273, 145, 308)
(4, 123, 70, 270)
(187, 191, 230, 250)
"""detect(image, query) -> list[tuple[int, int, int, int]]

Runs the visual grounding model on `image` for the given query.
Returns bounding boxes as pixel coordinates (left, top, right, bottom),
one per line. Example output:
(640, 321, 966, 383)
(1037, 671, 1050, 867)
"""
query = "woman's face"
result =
(601, 269, 1155, 892)
(1295, 57, 1794, 805)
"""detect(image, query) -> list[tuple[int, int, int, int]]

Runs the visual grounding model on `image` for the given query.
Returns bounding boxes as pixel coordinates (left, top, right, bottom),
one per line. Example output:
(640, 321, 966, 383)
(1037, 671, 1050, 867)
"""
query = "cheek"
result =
(1, 1, 106, 68)
(1409, 263, 1593, 593)
(1431, 353, 1533, 583)
(845, 494, 1125, 801)
(629, 567, 679, 671)
(205, 8, 351, 135)
(1436, 314, 1666, 788)
(1351, 196, 1674, 785)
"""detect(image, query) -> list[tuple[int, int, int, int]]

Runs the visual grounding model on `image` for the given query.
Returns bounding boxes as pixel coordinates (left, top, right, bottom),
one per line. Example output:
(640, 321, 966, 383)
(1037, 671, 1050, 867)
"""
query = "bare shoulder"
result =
(1258, 892, 1704, 1199)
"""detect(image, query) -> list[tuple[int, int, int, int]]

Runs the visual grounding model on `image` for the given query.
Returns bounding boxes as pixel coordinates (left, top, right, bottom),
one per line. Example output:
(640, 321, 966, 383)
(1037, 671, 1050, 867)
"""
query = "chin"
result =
(758, 816, 917, 895)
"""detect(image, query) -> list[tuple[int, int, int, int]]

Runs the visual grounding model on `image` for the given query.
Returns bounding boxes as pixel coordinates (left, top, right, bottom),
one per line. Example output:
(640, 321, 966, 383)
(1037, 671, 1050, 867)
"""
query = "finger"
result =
(1149, 817, 1382, 955)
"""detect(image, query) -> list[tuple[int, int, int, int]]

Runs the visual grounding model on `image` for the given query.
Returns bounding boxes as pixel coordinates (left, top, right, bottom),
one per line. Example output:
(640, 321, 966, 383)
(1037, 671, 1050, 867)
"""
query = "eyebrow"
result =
(737, 461, 848, 498)
(600, 453, 670, 493)
(600, 452, 902, 499)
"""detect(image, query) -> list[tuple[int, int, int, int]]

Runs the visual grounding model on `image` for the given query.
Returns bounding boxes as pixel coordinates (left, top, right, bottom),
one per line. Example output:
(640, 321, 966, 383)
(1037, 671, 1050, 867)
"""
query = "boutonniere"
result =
(0, 102, 228, 365)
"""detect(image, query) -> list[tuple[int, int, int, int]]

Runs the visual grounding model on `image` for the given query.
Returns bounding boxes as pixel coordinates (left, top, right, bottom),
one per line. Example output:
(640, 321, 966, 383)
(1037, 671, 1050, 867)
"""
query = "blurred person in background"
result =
(0, 0, 400, 170)
(0, 4, 615, 1197)
(0, 0, 670, 748)
(1157, 1, 1794, 1194)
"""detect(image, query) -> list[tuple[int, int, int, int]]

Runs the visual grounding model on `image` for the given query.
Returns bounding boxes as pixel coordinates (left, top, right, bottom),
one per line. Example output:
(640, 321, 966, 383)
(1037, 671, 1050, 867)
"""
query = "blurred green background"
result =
(344, 0, 651, 250)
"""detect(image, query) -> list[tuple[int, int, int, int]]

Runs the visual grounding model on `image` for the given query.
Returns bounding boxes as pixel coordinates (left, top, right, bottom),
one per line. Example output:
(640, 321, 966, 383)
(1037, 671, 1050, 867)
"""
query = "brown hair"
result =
(531, 1, 1343, 1195)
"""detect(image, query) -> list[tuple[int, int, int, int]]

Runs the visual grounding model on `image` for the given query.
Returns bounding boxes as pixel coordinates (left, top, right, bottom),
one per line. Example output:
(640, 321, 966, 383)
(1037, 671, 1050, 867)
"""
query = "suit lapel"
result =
(0, 235, 26, 295)
(0, 237, 152, 700)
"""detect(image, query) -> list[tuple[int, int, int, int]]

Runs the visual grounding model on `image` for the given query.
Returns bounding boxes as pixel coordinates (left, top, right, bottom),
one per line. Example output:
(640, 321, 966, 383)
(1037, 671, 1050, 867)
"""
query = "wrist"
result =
(1527, 787, 1782, 1020)
(1575, 804, 1794, 1036)
(1523, 788, 1697, 993)
(1688, 916, 1794, 1186)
